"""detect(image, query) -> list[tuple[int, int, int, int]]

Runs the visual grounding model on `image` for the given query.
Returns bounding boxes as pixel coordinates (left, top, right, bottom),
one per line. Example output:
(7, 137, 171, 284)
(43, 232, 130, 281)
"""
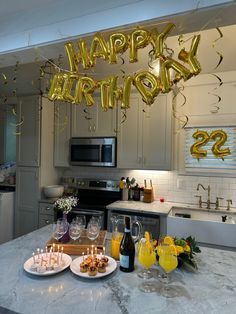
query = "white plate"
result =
(24, 253, 72, 276)
(70, 255, 117, 279)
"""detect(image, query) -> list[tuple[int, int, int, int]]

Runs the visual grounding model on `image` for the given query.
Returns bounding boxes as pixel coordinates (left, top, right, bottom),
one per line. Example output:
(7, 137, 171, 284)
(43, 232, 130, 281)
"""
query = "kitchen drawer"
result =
(39, 214, 55, 228)
(39, 202, 55, 216)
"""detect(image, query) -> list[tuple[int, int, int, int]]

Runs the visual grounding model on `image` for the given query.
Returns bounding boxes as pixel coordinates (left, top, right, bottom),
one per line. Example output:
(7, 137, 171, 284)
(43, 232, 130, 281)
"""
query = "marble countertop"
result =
(0, 226, 236, 314)
(107, 200, 236, 216)
(107, 200, 172, 216)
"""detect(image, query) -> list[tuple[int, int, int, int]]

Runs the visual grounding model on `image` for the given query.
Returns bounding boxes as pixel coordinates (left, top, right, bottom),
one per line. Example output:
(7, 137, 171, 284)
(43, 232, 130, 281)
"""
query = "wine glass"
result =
(52, 218, 68, 241)
(87, 219, 100, 243)
(69, 220, 81, 241)
(158, 243, 179, 298)
(74, 215, 86, 229)
(138, 238, 157, 293)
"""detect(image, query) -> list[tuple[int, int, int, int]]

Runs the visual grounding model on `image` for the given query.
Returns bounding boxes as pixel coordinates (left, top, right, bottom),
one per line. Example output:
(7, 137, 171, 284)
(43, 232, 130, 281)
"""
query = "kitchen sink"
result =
(167, 206, 236, 248)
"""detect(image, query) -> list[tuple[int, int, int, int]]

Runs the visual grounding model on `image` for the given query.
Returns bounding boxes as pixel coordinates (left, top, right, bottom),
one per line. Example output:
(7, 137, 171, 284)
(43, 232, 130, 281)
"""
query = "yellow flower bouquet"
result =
(155, 235, 201, 269)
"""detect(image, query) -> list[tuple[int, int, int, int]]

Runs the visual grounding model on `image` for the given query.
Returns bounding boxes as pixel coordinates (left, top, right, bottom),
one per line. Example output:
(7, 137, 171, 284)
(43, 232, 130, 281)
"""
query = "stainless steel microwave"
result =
(69, 137, 116, 167)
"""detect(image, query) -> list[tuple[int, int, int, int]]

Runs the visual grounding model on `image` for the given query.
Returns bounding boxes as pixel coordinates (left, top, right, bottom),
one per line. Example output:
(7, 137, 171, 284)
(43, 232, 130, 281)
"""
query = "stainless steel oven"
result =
(70, 137, 116, 167)
(59, 178, 121, 229)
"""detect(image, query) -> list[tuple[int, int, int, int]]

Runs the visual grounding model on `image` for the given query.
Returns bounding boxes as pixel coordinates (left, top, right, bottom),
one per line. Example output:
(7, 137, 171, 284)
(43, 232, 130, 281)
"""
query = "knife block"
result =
(143, 187, 154, 203)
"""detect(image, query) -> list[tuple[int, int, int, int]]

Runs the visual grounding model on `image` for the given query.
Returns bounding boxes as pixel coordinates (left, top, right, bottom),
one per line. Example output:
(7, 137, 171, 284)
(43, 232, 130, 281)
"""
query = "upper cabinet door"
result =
(117, 92, 143, 169)
(17, 95, 41, 167)
(71, 94, 117, 137)
(54, 101, 71, 167)
(71, 101, 97, 137)
(142, 94, 172, 170)
(117, 92, 172, 170)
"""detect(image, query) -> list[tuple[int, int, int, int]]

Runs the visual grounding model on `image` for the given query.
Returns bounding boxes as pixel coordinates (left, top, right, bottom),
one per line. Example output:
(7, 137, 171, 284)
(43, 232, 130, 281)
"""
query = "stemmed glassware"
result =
(138, 236, 157, 293)
(158, 241, 179, 298)
(69, 219, 82, 241)
(87, 217, 100, 243)
(52, 218, 68, 241)
(74, 215, 86, 229)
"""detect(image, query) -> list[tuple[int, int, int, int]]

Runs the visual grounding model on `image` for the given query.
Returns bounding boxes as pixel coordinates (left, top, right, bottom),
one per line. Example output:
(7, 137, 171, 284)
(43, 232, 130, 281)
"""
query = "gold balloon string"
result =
(1, 73, 7, 85)
(11, 105, 24, 135)
(172, 84, 188, 131)
(208, 28, 223, 114)
(212, 27, 223, 70)
(83, 107, 92, 120)
(54, 102, 69, 133)
(163, 43, 174, 58)
(121, 108, 127, 124)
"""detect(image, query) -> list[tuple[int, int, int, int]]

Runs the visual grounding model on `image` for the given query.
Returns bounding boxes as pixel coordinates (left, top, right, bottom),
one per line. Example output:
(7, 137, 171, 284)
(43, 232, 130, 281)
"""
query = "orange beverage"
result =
(111, 232, 123, 260)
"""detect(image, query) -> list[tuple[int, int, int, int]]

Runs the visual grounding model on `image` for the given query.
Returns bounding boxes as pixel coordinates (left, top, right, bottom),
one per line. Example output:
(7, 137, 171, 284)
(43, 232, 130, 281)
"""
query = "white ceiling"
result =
(1, 1, 236, 96)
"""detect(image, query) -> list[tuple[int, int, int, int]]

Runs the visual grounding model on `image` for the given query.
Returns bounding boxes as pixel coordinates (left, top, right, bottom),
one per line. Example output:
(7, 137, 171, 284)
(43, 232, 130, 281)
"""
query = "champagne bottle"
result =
(119, 216, 135, 272)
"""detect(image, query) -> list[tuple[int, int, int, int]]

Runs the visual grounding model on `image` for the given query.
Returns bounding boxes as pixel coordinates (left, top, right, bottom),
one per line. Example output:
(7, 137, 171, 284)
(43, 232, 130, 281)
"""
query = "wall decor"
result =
(185, 127, 236, 170)
(47, 23, 201, 109)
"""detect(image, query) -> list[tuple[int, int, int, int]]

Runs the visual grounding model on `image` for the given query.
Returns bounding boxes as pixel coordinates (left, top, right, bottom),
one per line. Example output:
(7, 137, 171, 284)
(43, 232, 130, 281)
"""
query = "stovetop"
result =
(62, 178, 121, 209)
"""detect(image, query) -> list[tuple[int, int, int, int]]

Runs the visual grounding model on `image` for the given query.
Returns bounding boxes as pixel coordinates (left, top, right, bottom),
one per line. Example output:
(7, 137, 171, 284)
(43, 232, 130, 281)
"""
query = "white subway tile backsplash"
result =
(62, 168, 236, 206)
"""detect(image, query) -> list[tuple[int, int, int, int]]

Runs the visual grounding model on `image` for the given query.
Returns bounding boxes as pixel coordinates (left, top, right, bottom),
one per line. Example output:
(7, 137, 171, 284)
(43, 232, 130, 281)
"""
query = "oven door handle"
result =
(71, 209, 104, 216)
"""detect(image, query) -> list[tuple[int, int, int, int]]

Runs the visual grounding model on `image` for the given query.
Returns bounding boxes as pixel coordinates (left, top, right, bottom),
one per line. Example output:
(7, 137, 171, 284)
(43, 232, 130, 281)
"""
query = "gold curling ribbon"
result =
(208, 28, 223, 114)
(54, 102, 69, 133)
(172, 84, 189, 131)
(212, 27, 223, 70)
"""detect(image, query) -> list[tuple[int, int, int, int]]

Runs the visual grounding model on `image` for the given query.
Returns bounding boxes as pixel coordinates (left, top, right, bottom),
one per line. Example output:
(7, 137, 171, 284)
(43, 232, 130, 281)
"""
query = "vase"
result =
(59, 213, 70, 243)
(132, 189, 140, 201)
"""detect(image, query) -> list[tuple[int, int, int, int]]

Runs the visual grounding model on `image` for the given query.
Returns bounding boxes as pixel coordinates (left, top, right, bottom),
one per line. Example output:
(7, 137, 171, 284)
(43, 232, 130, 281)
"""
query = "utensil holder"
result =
(143, 188, 154, 203)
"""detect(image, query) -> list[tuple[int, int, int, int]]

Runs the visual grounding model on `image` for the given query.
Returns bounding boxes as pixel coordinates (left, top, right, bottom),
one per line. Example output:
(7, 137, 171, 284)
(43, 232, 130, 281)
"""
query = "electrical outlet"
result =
(177, 178, 186, 190)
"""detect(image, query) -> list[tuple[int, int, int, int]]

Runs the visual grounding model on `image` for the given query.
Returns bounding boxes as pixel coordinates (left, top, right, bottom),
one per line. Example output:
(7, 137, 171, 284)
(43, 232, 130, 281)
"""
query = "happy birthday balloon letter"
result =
(48, 23, 202, 110)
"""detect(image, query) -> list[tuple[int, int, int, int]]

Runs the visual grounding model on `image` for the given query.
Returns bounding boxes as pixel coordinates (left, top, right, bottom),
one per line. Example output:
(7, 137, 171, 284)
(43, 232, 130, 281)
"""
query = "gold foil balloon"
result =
(178, 35, 201, 75)
(133, 71, 161, 105)
(78, 39, 93, 69)
(108, 76, 123, 109)
(99, 78, 110, 110)
(109, 33, 129, 64)
(129, 29, 150, 63)
(210, 130, 231, 160)
(48, 73, 65, 101)
(160, 57, 191, 93)
(90, 33, 110, 65)
(65, 42, 80, 72)
(190, 130, 209, 159)
(62, 73, 78, 102)
(121, 75, 133, 109)
(151, 23, 175, 58)
(74, 76, 97, 105)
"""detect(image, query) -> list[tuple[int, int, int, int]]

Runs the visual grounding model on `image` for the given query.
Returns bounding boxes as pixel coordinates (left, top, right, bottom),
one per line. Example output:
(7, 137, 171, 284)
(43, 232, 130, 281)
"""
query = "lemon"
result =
(175, 245, 184, 255)
(163, 236, 174, 245)
(145, 231, 151, 242)
(169, 244, 177, 255)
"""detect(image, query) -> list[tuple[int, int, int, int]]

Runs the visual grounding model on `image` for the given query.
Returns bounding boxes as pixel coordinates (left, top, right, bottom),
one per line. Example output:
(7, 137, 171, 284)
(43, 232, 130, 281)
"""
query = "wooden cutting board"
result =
(47, 230, 107, 256)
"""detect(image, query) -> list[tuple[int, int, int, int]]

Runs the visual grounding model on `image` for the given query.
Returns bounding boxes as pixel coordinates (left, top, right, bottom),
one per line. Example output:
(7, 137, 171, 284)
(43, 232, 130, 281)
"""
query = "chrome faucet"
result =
(196, 184, 211, 209)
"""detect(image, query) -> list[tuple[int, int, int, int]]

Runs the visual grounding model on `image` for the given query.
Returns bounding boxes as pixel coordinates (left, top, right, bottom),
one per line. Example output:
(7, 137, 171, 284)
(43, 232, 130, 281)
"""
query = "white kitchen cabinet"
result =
(71, 94, 117, 137)
(38, 201, 55, 228)
(117, 92, 172, 170)
(15, 96, 58, 237)
(15, 166, 40, 237)
(17, 96, 41, 167)
(54, 101, 71, 167)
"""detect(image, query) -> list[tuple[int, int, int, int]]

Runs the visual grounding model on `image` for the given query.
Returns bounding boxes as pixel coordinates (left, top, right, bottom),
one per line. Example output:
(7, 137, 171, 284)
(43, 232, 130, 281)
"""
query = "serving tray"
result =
(47, 230, 107, 256)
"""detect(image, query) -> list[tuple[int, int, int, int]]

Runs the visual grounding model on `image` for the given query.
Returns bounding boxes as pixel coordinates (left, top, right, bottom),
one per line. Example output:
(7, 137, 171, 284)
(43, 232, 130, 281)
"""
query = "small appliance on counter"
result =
(143, 179, 154, 203)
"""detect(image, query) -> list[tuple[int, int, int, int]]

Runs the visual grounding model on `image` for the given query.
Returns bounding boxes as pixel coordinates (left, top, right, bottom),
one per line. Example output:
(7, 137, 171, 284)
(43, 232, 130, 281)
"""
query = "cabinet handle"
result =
(44, 220, 51, 224)
(46, 207, 51, 211)
(93, 124, 96, 132)
(89, 125, 92, 132)
(137, 157, 142, 164)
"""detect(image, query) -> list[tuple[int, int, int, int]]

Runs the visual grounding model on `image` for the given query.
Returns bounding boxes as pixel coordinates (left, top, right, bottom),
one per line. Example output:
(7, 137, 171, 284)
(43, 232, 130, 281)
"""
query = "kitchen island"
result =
(0, 225, 235, 314)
